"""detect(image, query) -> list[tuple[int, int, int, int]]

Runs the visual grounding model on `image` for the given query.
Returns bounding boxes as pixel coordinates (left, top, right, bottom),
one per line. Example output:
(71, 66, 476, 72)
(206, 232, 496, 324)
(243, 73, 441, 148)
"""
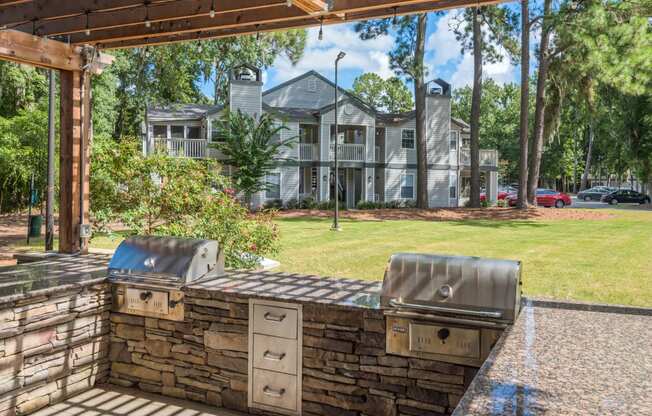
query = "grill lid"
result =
(108, 236, 222, 286)
(380, 253, 521, 322)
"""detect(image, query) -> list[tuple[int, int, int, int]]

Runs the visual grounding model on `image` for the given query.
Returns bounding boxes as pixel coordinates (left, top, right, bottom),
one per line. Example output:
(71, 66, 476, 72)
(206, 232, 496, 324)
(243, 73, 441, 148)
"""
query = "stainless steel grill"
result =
(108, 236, 224, 321)
(381, 253, 521, 367)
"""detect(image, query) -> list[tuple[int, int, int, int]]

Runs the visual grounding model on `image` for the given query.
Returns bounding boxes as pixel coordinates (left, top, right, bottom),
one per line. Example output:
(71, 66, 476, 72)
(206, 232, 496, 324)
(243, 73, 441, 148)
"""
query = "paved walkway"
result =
(32, 385, 246, 416)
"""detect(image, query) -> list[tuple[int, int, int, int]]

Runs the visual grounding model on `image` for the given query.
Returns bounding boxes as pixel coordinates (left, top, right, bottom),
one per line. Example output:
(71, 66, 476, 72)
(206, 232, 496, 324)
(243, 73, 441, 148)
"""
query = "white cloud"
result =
(268, 24, 395, 85)
(426, 12, 464, 68)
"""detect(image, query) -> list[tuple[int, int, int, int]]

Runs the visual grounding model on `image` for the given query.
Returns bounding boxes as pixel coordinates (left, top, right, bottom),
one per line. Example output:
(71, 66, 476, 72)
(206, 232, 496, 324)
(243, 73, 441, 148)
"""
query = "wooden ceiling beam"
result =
(66, 3, 310, 45)
(0, 1, 161, 25)
(100, 0, 494, 49)
(291, 0, 329, 15)
(0, 28, 113, 73)
(7, 0, 286, 37)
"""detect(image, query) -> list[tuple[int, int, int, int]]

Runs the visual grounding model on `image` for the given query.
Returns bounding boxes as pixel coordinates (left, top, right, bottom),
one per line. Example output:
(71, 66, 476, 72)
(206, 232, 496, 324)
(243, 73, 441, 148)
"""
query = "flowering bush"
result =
(90, 136, 279, 269)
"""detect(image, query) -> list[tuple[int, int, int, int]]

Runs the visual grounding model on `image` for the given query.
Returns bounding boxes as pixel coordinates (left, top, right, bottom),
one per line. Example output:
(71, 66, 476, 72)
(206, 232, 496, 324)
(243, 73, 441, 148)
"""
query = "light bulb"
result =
(85, 29, 91, 36)
(210, 9, 215, 18)
(145, 20, 151, 28)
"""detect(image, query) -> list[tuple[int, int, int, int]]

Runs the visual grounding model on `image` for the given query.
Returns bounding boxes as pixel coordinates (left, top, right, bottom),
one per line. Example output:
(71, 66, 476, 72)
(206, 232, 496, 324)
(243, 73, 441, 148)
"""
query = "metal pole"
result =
(332, 52, 345, 231)
(27, 173, 34, 245)
(45, 69, 55, 251)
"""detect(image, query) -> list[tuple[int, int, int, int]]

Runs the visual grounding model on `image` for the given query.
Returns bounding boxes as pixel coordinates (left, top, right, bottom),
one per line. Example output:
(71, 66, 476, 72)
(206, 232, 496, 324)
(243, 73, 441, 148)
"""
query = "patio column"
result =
(59, 69, 91, 254)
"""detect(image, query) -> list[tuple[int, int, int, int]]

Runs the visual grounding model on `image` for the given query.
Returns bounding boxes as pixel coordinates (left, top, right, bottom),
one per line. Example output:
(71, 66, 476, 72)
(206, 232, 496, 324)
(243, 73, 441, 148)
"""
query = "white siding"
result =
(230, 82, 262, 117)
(365, 167, 375, 202)
(281, 166, 299, 202)
(384, 168, 417, 202)
(263, 73, 336, 109)
(321, 103, 375, 127)
(426, 96, 450, 165)
(278, 121, 299, 160)
(385, 121, 417, 164)
(428, 169, 450, 207)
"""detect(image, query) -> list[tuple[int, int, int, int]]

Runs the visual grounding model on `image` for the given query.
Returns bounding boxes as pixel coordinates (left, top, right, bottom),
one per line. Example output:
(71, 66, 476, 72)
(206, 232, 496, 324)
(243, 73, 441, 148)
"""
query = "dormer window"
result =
(236, 67, 255, 81)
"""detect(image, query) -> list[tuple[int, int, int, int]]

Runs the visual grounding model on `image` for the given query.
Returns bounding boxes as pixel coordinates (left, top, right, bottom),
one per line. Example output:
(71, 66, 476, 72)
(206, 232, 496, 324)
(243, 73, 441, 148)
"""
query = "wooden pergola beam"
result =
(99, 0, 496, 49)
(0, 29, 113, 72)
(7, 0, 286, 38)
(292, 0, 329, 15)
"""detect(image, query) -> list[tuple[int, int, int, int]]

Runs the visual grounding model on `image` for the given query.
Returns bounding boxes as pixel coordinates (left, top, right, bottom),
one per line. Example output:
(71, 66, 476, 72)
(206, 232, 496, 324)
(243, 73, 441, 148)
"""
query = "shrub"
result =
(403, 199, 417, 208)
(496, 199, 508, 208)
(481, 199, 490, 208)
(90, 136, 279, 269)
(300, 195, 318, 209)
(285, 198, 300, 210)
(356, 200, 377, 210)
(263, 199, 283, 210)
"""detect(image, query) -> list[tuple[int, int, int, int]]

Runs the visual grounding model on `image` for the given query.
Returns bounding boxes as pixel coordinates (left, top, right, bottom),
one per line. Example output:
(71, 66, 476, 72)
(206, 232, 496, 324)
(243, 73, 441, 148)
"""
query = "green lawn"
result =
(15, 210, 652, 307)
(274, 211, 652, 307)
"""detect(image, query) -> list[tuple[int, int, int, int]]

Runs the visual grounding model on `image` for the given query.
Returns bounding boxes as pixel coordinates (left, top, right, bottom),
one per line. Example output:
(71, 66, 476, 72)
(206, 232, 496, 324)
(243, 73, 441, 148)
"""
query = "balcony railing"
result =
(153, 138, 207, 159)
(299, 143, 317, 161)
(330, 143, 365, 162)
(460, 148, 498, 167)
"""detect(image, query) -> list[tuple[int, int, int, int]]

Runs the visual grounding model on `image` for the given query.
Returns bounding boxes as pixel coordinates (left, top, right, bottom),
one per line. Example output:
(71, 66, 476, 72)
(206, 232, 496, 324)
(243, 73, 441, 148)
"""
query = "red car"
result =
(507, 189, 571, 208)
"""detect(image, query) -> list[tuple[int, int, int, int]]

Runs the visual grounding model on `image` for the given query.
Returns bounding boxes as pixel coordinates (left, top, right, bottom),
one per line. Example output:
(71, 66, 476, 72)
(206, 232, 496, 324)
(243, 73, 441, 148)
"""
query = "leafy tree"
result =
(356, 14, 430, 208)
(351, 73, 414, 112)
(451, 6, 519, 207)
(90, 135, 279, 268)
(212, 110, 295, 207)
(0, 61, 47, 117)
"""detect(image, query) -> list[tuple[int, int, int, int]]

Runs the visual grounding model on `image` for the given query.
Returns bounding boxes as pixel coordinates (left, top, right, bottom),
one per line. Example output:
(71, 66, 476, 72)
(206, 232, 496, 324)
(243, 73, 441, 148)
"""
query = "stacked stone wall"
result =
(0, 284, 111, 416)
(109, 290, 482, 416)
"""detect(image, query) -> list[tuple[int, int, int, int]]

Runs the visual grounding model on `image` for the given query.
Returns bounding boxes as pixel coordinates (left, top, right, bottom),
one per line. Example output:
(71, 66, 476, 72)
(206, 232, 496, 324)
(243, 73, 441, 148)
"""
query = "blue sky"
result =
(200, 9, 524, 99)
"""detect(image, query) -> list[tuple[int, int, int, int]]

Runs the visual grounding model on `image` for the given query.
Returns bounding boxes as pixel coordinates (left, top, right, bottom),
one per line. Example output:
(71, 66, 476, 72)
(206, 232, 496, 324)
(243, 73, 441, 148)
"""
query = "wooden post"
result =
(59, 69, 91, 254)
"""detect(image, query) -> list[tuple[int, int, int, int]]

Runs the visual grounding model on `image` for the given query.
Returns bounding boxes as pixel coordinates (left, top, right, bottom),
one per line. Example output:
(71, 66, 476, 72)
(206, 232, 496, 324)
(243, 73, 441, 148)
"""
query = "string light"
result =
(209, 0, 215, 18)
(392, 7, 398, 25)
(286, 0, 293, 6)
(256, 24, 260, 41)
(144, 1, 151, 28)
(32, 19, 36, 36)
(318, 17, 323, 41)
(85, 11, 91, 36)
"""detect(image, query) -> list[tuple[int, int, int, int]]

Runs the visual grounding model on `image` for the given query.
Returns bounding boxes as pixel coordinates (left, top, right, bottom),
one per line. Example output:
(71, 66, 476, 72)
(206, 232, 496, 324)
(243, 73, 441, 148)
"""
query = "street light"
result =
(332, 51, 346, 231)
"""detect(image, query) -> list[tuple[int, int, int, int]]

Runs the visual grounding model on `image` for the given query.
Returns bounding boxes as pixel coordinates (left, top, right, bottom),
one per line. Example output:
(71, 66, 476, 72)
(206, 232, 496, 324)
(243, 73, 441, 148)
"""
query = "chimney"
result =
(229, 64, 263, 118)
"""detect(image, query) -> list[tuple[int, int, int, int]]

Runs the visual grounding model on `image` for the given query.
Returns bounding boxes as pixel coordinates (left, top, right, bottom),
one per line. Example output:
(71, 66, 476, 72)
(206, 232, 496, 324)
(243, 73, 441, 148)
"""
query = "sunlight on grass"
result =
(13, 210, 652, 307)
(274, 210, 652, 307)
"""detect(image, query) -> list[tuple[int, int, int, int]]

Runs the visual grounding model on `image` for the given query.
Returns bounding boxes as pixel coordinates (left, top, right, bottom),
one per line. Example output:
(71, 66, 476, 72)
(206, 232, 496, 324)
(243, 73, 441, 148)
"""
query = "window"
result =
(401, 129, 415, 149)
(153, 125, 167, 138)
(186, 127, 200, 139)
(300, 124, 317, 143)
(450, 131, 459, 150)
(171, 126, 185, 138)
(266, 172, 281, 199)
(400, 174, 414, 199)
(450, 185, 457, 199)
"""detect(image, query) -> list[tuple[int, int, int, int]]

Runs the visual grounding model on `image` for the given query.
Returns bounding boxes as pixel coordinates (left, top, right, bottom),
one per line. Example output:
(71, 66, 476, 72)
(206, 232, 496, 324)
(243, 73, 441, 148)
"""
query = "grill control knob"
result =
(437, 328, 450, 341)
(438, 285, 453, 299)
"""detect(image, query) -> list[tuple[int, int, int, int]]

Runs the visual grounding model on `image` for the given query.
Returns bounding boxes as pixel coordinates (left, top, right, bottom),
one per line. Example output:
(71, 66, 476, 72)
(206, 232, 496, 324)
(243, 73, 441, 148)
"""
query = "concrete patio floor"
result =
(31, 385, 246, 416)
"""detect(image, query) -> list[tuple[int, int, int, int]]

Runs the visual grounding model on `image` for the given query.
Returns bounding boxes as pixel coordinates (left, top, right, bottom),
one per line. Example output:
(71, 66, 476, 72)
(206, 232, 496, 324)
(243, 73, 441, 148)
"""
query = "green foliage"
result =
(212, 110, 296, 205)
(90, 136, 279, 268)
(452, 80, 526, 182)
(0, 62, 47, 117)
(0, 101, 49, 213)
(299, 196, 317, 209)
(351, 73, 414, 113)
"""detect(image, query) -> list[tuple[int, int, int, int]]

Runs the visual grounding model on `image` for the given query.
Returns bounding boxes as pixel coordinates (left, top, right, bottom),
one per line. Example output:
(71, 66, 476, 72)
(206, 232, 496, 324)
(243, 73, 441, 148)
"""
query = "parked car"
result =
(507, 189, 572, 208)
(600, 189, 651, 205)
(498, 186, 518, 200)
(577, 186, 613, 201)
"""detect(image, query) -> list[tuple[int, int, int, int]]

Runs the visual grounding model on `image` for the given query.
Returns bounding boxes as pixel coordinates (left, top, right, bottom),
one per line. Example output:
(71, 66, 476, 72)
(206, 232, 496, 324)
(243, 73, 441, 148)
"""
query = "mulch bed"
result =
(277, 207, 616, 222)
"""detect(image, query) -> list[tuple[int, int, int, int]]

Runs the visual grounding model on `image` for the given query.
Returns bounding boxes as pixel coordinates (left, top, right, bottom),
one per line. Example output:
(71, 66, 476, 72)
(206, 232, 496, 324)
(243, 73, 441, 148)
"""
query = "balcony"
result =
(330, 143, 365, 162)
(460, 148, 498, 167)
(153, 138, 207, 158)
(299, 143, 318, 161)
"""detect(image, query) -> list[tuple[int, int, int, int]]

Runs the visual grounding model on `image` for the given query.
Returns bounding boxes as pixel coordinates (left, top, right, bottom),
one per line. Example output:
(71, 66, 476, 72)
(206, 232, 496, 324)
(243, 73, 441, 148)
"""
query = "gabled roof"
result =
(263, 70, 377, 115)
(316, 96, 376, 118)
(376, 111, 415, 124)
(451, 117, 471, 133)
(263, 103, 318, 121)
(147, 104, 220, 120)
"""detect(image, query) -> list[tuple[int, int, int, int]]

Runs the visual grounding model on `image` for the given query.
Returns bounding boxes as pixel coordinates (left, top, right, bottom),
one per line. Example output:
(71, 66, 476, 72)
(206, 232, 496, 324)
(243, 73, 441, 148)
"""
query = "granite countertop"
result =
(453, 299, 652, 415)
(0, 253, 110, 304)
(186, 270, 382, 309)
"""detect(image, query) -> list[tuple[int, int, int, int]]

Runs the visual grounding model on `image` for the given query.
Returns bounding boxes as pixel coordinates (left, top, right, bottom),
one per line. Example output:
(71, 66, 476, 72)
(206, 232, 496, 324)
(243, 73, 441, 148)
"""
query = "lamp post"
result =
(332, 51, 346, 231)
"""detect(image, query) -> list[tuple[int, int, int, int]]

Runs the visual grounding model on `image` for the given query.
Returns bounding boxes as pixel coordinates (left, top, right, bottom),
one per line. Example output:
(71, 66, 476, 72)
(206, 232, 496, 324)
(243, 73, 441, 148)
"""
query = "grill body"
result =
(381, 253, 521, 367)
(108, 236, 224, 321)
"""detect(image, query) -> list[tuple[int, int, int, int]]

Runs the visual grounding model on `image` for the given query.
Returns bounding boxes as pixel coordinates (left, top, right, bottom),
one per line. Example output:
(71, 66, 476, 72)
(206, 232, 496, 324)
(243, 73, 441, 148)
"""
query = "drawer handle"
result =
(263, 386, 286, 398)
(263, 350, 286, 361)
(264, 312, 286, 322)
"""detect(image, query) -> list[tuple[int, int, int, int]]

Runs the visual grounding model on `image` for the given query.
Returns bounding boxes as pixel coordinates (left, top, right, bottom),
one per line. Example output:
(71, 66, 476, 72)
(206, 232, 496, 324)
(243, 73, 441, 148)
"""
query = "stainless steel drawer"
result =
(252, 368, 298, 412)
(252, 304, 298, 339)
(253, 334, 298, 375)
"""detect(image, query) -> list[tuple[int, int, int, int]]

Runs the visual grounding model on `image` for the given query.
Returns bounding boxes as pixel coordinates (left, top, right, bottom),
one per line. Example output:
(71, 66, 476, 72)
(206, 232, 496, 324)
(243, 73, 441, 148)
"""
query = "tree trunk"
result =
(573, 134, 579, 193)
(527, 0, 552, 203)
(469, 7, 482, 208)
(580, 119, 595, 191)
(414, 13, 429, 209)
(517, 0, 530, 209)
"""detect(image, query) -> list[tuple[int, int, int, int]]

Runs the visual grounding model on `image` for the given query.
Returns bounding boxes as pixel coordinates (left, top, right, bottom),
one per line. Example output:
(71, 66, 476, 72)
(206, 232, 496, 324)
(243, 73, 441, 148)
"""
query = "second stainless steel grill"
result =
(381, 253, 521, 367)
(108, 236, 224, 321)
